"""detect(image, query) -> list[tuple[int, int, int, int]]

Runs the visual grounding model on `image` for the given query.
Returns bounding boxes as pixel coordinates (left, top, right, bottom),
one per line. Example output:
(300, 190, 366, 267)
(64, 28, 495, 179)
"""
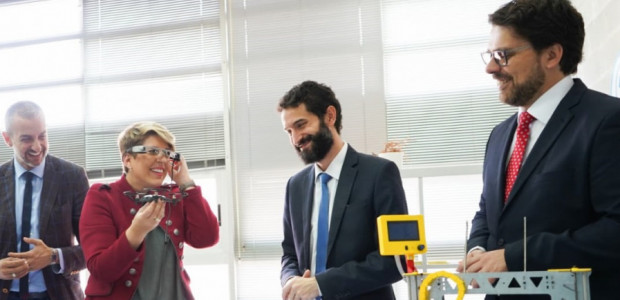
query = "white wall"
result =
(573, 0, 620, 94)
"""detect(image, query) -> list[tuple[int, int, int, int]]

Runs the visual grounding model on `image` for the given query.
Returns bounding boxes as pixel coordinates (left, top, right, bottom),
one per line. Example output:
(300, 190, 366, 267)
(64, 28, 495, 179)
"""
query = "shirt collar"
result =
(314, 142, 348, 182)
(14, 156, 46, 179)
(519, 76, 574, 124)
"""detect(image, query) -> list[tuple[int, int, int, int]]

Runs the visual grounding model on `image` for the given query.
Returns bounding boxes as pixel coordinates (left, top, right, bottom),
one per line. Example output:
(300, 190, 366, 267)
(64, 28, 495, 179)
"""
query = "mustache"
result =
(295, 135, 313, 149)
(493, 73, 512, 81)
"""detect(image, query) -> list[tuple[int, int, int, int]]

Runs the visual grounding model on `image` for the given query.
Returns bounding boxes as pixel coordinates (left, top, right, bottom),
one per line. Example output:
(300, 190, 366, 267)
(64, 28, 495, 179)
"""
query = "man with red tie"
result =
(458, 1, 620, 299)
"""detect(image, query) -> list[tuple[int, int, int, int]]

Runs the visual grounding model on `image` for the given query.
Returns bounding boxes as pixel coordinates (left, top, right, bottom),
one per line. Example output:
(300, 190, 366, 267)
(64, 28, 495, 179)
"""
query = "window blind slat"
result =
(383, 0, 508, 276)
(83, 0, 225, 176)
(231, 0, 386, 266)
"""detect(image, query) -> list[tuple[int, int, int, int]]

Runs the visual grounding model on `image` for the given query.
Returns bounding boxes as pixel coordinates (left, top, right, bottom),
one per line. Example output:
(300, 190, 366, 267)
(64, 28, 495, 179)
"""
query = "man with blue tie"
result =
(0, 101, 89, 300)
(457, 1, 620, 299)
(279, 81, 408, 300)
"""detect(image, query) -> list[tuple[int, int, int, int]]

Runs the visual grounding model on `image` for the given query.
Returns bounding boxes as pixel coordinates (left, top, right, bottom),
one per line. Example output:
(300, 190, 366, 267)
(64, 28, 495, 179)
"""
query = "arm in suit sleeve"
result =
(467, 128, 497, 251)
(57, 165, 89, 275)
(316, 160, 408, 297)
(467, 194, 490, 252)
(504, 108, 620, 272)
(280, 177, 300, 286)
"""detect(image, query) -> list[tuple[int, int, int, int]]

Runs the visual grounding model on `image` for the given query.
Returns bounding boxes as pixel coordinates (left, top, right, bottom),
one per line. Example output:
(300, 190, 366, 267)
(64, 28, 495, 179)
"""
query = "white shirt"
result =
(310, 143, 348, 276)
(508, 76, 574, 163)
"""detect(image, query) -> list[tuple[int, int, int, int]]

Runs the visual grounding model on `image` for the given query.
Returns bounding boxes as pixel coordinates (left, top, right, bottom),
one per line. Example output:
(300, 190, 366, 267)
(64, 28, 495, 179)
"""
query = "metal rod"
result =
(523, 216, 527, 272)
(464, 221, 469, 271)
(418, 177, 428, 273)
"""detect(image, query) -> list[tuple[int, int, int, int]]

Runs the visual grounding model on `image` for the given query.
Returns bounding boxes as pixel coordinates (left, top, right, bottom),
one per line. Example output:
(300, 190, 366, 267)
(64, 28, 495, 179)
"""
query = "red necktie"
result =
(505, 111, 535, 202)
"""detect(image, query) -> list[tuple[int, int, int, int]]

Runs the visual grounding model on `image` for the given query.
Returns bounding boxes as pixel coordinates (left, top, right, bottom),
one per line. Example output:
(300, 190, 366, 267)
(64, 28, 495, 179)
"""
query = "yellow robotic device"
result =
(377, 214, 427, 275)
(377, 214, 466, 300)
(377, 214, 427, 257)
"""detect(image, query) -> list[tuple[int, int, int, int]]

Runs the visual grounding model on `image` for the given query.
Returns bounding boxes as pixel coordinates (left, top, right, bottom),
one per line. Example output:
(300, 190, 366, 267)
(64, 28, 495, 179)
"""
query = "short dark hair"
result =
(5, 101, 44, 134)
(489, 0, 584, 74)
(278, 80, 343, 134)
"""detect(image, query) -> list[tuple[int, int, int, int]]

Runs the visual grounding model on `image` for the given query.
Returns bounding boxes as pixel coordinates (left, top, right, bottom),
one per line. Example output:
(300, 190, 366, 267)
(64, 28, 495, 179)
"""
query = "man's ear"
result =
(542, 43, 563, 69)
(324, 105, 337, 126)
(2, 131, 13, 147)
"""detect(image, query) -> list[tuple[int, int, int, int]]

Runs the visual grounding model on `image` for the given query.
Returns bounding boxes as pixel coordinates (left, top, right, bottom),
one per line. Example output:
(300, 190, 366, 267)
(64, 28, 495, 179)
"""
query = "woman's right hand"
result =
(125, 200, 166, 250)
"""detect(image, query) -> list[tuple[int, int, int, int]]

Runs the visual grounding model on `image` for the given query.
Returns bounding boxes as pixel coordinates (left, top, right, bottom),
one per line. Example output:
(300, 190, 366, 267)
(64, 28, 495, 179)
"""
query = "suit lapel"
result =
(505, 80, 584, 205)
(302, 167, 315, 266)
(39, 156, 59, 237)
(0, 161, 18, 251)
(327, 147, 357, 256)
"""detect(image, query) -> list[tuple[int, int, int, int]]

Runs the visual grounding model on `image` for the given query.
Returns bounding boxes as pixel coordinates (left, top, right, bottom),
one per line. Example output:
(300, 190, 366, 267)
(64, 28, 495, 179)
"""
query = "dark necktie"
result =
(505, 112, 535, 202)
(315, 173, 332, 275)
(20, 171, 33, 298)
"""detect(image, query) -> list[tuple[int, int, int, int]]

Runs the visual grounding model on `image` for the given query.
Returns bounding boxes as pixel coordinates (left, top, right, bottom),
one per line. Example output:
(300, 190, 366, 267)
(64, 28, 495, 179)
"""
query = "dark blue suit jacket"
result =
(0, 155, 89, 300)
(280, 146, 408, 300)
(469, 79, 620, 299)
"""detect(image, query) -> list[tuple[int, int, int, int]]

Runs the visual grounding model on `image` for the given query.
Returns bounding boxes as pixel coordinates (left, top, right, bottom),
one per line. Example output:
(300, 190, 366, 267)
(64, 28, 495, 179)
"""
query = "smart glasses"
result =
(481, 45, 531, 67)
(127, 145, 180, 161)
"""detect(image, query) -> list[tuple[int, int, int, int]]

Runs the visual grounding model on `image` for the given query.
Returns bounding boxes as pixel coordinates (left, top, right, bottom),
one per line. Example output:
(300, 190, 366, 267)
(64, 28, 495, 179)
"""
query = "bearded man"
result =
(458, 1, 620, 299)
(278, 80, 408, 300)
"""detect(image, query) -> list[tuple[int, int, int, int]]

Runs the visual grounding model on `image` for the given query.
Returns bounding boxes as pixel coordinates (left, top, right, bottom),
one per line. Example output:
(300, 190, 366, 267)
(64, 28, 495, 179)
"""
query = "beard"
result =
(497, 63, 545, 107)
(296, 121, 334, 164)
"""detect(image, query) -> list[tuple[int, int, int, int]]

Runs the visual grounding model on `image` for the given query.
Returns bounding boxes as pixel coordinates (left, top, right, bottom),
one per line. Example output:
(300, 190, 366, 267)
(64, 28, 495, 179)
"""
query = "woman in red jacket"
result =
(79, 121, 219, 300)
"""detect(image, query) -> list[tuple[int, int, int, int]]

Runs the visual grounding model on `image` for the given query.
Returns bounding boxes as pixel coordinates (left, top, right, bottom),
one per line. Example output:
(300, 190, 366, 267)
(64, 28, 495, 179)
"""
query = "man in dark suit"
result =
(457, 1, 620, 299)
(278, 81, 408, 300)
(0, 101, 88, 300)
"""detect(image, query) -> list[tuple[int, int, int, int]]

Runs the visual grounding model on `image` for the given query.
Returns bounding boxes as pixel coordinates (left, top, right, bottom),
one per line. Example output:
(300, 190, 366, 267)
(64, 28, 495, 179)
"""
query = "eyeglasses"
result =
(127, 145, 179, 161)
(481, 45, 531, 67)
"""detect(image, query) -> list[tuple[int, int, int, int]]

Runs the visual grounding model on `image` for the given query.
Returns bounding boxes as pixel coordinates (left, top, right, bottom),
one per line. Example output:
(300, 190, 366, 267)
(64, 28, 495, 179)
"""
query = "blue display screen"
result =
(387, 221, 419, 241)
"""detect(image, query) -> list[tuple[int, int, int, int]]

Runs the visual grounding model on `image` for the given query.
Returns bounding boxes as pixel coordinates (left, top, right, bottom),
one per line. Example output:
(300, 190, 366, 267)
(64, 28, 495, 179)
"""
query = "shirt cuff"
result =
(53, 248, 65, 274)
(468, 246, 486, 254)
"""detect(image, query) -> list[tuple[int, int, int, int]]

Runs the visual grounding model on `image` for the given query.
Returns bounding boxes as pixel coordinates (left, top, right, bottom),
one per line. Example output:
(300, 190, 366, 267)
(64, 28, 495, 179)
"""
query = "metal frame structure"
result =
(406, 268, 591, 300)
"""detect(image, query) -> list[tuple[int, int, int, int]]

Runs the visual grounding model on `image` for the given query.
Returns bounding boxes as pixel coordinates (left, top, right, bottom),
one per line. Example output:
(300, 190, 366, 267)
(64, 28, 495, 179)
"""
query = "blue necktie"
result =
(315, 173, 332, 275)
(20, 172, 33, 297)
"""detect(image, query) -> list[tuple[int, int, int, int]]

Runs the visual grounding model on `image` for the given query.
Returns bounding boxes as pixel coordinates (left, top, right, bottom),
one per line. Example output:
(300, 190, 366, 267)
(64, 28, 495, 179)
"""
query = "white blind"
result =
(382, 0, 512, 270)
(382, 0, 514, 167)
(0, 0, 81, 44)
(81, 0, 225, 176)
(230, 0, 386, 260)
(0, 0, 84, 165)
(0, 0, 225, 177)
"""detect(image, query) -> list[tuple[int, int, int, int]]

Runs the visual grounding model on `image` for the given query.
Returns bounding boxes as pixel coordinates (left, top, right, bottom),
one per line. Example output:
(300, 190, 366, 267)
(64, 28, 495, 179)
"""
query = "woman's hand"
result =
(169, 155, 194, 189)
(125, 200, 166, 250)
